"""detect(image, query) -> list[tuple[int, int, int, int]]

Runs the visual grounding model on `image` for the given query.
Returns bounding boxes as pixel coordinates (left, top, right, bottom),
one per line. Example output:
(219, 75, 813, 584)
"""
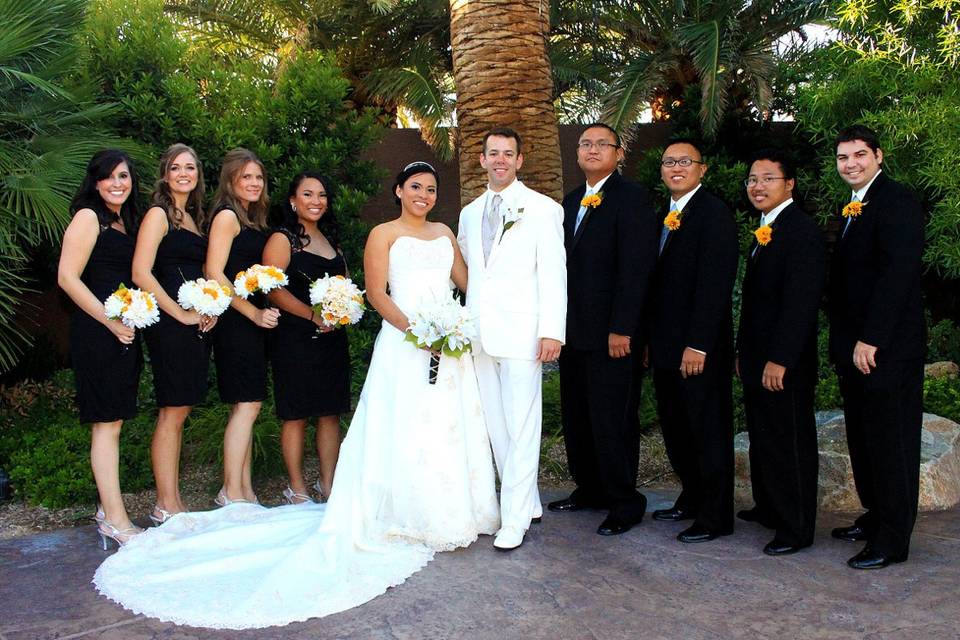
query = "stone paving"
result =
(2, 488, 958, 639)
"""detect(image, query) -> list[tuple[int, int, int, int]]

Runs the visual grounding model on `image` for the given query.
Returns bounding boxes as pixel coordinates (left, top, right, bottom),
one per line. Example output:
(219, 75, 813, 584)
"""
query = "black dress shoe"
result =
(763, 538, 808, 556)
(597, 515, 633, 536)
(531, 516, 542, 524)
(831, 524, 870, 542)
(847, 548, 907, 570)
(652, 507, 695, 522)
(548, 497, 589, 512)
(677, 524, 730, 543)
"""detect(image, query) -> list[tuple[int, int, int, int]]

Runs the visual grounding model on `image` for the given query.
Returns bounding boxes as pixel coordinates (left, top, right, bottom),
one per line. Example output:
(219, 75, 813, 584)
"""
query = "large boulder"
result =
(734, 411, 960, 512)
(925, 361, 959, 379)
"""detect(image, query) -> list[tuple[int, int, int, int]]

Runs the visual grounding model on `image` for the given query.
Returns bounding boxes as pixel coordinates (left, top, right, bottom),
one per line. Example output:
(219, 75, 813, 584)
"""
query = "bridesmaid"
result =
(57, 149, 144, 548)
(132, 143, 215, 524)
(263, 172, 351, 503)
(203, 148, 279, 505)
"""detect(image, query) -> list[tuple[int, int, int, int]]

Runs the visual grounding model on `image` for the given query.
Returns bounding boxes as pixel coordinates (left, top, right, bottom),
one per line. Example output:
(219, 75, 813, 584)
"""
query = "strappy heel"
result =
(313, 480, 328, 504)
(214, 486, 249, 507)
(148, 505, 177, 526)
(97, 519, 143, 550)
(282, 486, 314, 505)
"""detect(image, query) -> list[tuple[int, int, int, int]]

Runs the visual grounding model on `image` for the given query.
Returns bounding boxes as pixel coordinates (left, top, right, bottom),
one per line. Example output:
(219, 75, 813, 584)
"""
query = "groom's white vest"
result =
(457, 179, 567, 360)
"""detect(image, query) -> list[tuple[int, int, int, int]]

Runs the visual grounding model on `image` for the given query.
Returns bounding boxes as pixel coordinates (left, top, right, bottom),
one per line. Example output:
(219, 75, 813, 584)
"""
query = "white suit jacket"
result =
(457, 179, 567, 360)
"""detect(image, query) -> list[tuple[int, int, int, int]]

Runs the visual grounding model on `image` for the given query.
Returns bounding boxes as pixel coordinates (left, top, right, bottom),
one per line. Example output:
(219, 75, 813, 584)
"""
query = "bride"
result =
(93, 161, 500, 629)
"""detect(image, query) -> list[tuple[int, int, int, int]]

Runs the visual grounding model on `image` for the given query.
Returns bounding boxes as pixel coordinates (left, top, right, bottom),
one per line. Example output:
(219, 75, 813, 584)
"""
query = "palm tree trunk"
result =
(450, 0, 563, 207)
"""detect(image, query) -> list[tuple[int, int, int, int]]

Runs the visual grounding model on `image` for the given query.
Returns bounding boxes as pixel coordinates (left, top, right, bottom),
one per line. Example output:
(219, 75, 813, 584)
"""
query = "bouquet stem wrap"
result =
(428, 352, 441, 385)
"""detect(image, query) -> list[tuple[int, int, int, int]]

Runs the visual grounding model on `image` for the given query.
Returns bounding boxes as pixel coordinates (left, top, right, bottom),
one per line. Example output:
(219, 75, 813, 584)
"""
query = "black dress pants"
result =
(559, 347, 646, 522)
(743, 382, 819, 547)
(837, 358, 923, 557)
(654, 365, 734, 533)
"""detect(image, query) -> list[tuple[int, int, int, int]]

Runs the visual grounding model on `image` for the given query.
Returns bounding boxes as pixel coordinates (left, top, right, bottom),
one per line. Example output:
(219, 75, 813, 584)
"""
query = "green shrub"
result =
(927, 318, 960, 364)
(924, 376, 960, 424)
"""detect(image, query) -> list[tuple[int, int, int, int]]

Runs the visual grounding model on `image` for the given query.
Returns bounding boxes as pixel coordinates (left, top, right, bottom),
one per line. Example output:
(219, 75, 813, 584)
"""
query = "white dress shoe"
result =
(493, 526, 525, 551)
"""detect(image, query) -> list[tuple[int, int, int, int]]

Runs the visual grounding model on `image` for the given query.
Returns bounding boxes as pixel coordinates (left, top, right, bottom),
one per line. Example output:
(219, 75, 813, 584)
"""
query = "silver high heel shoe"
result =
(214, 486, 249, 507)
(148, 505, 176, 526)
(97, 519, 143, 550)
(313, 480, 328, 504)
(282, 486, 314, 505)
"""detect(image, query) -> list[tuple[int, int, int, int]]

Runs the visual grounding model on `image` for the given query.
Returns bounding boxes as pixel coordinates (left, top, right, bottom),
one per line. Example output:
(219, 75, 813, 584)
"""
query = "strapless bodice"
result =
(387, 236, 455, 315)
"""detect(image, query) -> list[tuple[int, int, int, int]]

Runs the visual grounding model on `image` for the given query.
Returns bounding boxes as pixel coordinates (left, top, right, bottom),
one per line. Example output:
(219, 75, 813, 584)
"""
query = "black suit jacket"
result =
(648, 186, 739, 370)
(736, 203, 826, 387)
(562, 171, 658, 351)
(828, 171, 925, 366)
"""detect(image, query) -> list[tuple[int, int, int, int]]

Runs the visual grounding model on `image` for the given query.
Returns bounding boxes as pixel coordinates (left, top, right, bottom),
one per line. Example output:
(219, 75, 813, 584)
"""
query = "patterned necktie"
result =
(842, 193, 859, 238)
(482, 194, 502, 263)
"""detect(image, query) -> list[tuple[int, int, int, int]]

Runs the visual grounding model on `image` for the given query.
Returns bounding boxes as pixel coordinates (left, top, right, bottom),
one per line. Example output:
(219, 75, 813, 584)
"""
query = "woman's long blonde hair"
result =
(204, 148, 269, 231)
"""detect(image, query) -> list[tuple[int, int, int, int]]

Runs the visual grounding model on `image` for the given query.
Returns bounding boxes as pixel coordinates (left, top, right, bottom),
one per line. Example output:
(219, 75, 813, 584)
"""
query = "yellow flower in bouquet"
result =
(104, 283, 160, 329)
(309, 274, 365, 329)
(178, 278, 233, 316)
(664, 209, 682, 231)
(233, 264, 289, 299)
(754, 224, 773, 246)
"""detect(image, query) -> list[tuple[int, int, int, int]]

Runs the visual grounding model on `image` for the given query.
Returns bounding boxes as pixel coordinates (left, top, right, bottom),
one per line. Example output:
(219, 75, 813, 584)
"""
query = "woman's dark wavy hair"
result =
(69, 149, 141, 234)
(280, 171, 340, 251)
(151, 143, 205, 230)
(392, 161, 439, 207)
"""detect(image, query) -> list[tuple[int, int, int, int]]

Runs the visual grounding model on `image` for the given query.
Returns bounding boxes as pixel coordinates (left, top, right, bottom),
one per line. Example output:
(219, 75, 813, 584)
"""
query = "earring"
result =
(291, 205, 297, 213)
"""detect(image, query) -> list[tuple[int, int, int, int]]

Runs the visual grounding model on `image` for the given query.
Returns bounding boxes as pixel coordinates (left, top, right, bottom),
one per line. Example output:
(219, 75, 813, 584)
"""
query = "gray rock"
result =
(924, 361, 958, 379)
(734, 411, 960, 512)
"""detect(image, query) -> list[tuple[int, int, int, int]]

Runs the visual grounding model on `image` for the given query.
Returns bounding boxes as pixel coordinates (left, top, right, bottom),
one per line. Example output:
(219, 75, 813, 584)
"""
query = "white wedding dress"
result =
(94, 236, 500, 629)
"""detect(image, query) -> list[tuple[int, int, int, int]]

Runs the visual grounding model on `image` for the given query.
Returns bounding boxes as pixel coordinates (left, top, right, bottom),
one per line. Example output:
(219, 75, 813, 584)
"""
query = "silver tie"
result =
(482, 194, 502, 263)
(842, 193, 859, 238)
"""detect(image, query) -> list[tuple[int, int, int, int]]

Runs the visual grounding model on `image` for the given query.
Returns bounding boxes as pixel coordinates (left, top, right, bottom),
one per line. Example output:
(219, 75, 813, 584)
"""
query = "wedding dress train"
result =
(93, 236, 500, 628)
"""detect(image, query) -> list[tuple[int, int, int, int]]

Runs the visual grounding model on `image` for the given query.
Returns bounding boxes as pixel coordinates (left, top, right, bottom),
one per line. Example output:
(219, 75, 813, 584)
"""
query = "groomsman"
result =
(737, 148, 826, 556)
(648, 139, 738, 543)
(549, 123, 658, 536)
(828, 125, 925, 569)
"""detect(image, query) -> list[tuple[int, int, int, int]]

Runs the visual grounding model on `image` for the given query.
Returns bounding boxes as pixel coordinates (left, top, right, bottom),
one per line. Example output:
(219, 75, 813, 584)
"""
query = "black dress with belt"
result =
(269, 231, 351, 420)
(143, 226, 210, 407)
(70, 221, 142, 423)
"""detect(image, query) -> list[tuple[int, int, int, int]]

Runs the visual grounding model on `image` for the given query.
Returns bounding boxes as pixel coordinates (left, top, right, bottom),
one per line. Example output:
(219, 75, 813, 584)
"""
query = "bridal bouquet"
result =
(404, 297, 477, 384)
(233, 264, 288, 299)
(309, 274, 365, 329)
(104, 283, 160, 329)
(177, 278, 233, 317)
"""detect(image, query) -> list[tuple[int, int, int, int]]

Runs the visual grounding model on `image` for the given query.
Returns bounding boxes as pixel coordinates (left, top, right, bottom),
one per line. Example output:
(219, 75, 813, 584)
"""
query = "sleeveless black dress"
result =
(70, 222, 142, 423)
(269, 231, 351, 420)
(210, 209, 269, 403)
(143, 226, 210, 407)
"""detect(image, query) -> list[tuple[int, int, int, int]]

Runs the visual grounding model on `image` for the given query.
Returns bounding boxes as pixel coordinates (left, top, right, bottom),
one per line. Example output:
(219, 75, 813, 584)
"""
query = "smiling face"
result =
(836, 139, 883, 192)
(576, 126, 624, 182)
(233, 161, 264, 205)
(96, 161, 133, 213)
(289, 177, 328, 224)
(746, 159, 794, 214)
(395, 171, 437, 218)
(660, 143, 707, 199)
(165, 151, 199, 196)
(480, 135, 523, 192)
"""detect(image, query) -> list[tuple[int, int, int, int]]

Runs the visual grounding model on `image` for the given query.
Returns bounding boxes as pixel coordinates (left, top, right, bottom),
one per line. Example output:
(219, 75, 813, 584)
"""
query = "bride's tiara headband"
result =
(403, 161, 436, 173)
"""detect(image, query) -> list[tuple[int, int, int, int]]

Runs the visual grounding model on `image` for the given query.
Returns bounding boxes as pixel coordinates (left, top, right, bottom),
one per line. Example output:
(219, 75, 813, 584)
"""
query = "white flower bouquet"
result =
(177, 278, 233, 317)
(232, 264, 288, 299)
(104, 283, 160, 329)
(309, 274, 365, 329)
(404, 297, 477, 384)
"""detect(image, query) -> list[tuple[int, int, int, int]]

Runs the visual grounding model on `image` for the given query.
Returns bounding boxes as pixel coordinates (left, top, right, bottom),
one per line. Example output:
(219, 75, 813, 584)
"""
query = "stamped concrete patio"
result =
(2, 488, 958, 640)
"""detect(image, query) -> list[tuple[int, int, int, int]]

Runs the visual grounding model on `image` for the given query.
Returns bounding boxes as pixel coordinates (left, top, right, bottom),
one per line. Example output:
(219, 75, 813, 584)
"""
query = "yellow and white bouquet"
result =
(308, 274, 365, 328)
(404, 297, 477, 384)
(177, 278, 233, 317)
(104, 283, 160, 329)
(233, 264, 288, 299)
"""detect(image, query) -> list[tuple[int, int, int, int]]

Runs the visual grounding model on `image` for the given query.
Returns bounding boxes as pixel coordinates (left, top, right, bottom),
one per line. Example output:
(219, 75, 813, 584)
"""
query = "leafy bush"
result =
(924, 376, 960, 424)
(927, 318, 960, 364)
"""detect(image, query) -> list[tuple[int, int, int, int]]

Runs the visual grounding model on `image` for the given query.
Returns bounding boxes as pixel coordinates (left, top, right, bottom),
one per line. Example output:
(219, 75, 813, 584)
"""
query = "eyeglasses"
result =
(661, 158, 704, 168)
(578, 141, 620, 151)
(744, 176, 787, 187)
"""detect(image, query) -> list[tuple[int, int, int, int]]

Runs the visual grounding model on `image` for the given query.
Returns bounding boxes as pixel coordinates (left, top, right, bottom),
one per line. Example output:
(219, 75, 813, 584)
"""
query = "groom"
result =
(457, 126, 567, 551)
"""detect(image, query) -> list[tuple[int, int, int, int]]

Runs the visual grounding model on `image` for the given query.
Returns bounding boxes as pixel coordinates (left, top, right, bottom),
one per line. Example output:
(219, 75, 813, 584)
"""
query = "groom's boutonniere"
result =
(842, 200, 865, 219)
(580, 192, 603, 209)
(501, 206, 524, 236)
(754, 224, 773, 246)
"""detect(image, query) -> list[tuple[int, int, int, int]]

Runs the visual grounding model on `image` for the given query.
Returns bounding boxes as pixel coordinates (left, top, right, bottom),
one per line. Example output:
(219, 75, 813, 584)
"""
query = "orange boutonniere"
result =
(754, 224, 773, 246)
(580, 192, 603, 208)
(842, 200, 865, 218)
(664, 209, 682, 231)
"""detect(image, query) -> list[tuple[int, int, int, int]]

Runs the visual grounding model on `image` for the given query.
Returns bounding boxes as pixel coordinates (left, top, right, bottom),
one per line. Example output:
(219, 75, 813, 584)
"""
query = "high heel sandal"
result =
(214, 486, 249, 507)
(97, 519, 143, 550)
(148, 505, 176, 526)
(313, 480, 328, 504)
(282, 486, 314, 505)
